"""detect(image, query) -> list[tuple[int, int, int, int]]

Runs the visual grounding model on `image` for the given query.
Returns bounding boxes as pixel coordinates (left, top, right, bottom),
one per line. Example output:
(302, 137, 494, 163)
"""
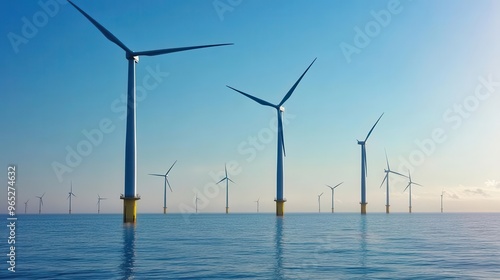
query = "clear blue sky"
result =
(1, 0, 500, 214)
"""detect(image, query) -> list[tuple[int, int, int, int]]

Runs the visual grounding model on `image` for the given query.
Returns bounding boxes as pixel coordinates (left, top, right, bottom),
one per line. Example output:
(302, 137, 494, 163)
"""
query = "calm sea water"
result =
(1, 213, 499, 279)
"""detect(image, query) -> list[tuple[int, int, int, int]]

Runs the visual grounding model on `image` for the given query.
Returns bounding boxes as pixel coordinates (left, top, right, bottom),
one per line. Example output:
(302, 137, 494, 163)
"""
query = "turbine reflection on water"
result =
(121, 224, 136, 279)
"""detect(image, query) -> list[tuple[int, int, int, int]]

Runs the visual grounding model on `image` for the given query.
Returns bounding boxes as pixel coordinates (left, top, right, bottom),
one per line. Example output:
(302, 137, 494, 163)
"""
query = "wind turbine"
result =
(67, 0, 232, 223)
(326, 182, 343, 213)
(318, 192, 324, 213)
(24, 200, 29, 214)
(357, 113, 384, 214)
(379, 150, 407, 214)
(440, 189, 444, 213)
(97, 194, 107, 214)
(403, 170, 422, 213)
(227, 58, 316, 216)
(216, 163, 235, 214)
(255, 198, 260, 213)
(149, 160, 177, 214)
(67, 182, 76, 214)
(195, 193, 200, 214)
(36, 193, 45, 214)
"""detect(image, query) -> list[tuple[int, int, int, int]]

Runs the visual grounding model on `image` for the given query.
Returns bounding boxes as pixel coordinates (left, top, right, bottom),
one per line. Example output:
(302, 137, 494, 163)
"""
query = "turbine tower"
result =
(216, 164, 235, 214)
(357, 113, 384, 214)
(97, 194, 107, 214)
(24, 200, 29, 214)
(67, 182, 76, 214)
(195, 193, 200, 214)
(255, 198, 260, 213)
(440, 190, 444, 213)
(227, 58, 316, 216)
(379, 150, 407, 213)
(149, 160, 177, 214)
(318, 192, 323, 213)
(67, 0, 232, 223)
(403, 170, 422, 213)
(326, 182, 343, 213)
(36, 193, 45, 214)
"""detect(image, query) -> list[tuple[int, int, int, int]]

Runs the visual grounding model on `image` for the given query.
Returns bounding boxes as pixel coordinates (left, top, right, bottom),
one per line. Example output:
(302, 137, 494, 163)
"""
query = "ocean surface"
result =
(1, 213, 500, 279)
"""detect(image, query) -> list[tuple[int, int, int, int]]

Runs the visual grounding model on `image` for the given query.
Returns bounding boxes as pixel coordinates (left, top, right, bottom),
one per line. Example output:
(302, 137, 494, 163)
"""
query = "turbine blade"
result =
(278, 58, 317, 106)
(385, 149, 390, 170)
(364, 113, 384, 142)
(166, 178, 173, 192)
(379, 174, 387, 188)
(334, 182, 343, 188)
(134, 43, 232, 57)
(413, 182, 423, 187)
(224, 164, 228, 178)
(228, 178, 235, 184)
(216, 178, 225, 184)
(149, 174, 165, 177)
(389, 170, 407, 178)
(326, 185, 333, 190)
(165, 160, 177, 175)
(226, 86, 275, 107)
(404, 183, 410, 192)
(68, 0, 132, 54)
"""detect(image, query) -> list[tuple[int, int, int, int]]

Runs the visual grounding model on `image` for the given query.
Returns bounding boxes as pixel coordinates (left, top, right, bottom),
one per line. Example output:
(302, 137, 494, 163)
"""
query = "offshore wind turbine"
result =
(97, 194, 107, 214)
(36, 193, 45, 214)
(403, 170, 422, 213)
(216, 164, 235, 214)
(67, 1, 232, 223)
(67, 182, 76, 214)
(195, 193, 200, 214)
(357, 113, 384, 214)
(149, 160, 177, 214)
(227, 58, 316, 216)
(318, 192, 324, 213)
(379, 150, 407, 213)
(255, 198, 260, 213)
(24, 200, 29, 214)
(326, 182, 343, 213)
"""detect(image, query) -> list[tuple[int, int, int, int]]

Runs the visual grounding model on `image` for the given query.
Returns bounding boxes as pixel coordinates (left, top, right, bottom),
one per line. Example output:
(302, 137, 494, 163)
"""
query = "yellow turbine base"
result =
(360, 203, 367, 214)
(275, 200, 285, 216)
(409, 206, 412, 213)
(163, 207, 167, 214)
(226, 207, 229, 214)
(121, 197, 139, 223)
(386, 205, 390, 214)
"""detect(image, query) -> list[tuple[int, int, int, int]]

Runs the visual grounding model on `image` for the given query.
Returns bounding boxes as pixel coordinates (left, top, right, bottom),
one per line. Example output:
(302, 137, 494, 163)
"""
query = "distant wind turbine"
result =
(24, 200, 29, 214)
(67, 182, 76, 214)
(149, 160, 177, 214)
(216, 164, 235, 214)
(379, 150, 407, 213)
(326, 182, 343, 213)
(67, 0, 232, 223)
(97, 194, 107, 214)
(403, 170, 422, 213)
(195, 193, 200, 214)
(36, 193, 45, 214)
(357, 113, 384, 214)
(227, 58, 316, 216)
(255, 198, 260, 213)
(318, 192, 324, 213)
(440, 189, 444, 213)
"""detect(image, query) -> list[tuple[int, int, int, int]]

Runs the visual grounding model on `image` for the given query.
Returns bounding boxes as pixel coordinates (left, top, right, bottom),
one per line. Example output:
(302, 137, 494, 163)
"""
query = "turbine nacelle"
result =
(357, 140, 365, 145)
(279, 106, 285, 112)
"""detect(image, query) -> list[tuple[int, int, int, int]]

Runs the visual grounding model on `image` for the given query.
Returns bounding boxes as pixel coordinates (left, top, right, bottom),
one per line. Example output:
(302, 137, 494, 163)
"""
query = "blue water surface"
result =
(1, 213, 499, 279)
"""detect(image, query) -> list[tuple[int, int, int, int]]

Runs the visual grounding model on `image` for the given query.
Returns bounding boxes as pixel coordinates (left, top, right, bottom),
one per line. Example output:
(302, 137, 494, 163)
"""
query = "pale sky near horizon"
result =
(1, 0, 500, 214)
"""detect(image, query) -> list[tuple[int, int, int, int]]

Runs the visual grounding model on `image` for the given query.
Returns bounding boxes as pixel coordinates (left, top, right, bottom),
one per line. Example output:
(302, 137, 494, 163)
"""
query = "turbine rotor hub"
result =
(279, 106, 285, 112)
